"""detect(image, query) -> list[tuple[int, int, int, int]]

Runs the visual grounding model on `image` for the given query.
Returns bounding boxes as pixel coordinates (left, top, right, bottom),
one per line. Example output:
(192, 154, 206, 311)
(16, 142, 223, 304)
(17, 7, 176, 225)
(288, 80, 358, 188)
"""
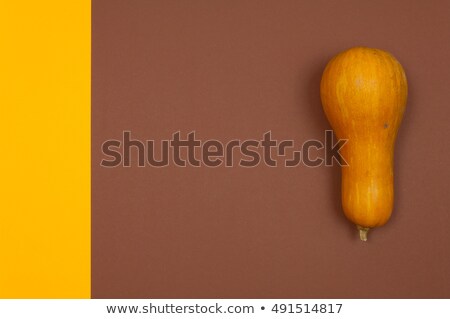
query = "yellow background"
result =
(0, 1, 90, 297)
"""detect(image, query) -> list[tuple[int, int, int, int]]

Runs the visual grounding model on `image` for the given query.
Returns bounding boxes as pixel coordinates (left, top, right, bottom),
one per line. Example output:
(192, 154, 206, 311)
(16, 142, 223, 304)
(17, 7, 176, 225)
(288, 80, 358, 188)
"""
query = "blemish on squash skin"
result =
(384, 123, 389, 129)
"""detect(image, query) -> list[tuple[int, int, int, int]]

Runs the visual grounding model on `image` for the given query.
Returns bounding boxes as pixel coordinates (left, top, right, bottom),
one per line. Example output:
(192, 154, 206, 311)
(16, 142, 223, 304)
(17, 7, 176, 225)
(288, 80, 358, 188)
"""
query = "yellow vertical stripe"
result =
(0, 1, 90, 298)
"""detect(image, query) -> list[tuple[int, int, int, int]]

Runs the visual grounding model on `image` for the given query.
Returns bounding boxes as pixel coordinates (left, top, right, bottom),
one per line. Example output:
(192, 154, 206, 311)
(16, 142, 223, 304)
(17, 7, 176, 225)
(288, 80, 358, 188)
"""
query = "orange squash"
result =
(320, 47, 408, 241)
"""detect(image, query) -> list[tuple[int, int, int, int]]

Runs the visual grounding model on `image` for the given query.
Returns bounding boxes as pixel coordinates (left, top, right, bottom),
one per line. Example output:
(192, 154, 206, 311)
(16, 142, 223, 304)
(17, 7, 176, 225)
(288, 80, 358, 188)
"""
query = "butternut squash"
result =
(320, 47, 408, 241)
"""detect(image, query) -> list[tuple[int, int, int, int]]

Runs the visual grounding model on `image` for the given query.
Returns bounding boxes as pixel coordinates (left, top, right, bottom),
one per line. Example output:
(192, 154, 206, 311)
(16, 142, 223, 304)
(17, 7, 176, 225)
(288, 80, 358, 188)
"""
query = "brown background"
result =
(92, 0, 450, 298)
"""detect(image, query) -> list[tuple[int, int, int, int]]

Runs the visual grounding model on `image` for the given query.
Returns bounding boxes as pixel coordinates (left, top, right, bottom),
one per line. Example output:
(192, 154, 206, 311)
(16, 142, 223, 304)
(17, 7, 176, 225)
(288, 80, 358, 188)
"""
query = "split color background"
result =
(0, 1, 90, 298)
(2, 0, 450, 298)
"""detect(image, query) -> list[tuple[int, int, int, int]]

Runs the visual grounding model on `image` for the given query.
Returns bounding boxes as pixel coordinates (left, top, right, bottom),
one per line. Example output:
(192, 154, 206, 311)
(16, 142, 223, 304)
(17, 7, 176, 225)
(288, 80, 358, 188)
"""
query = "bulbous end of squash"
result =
(357, 225, 370, 242)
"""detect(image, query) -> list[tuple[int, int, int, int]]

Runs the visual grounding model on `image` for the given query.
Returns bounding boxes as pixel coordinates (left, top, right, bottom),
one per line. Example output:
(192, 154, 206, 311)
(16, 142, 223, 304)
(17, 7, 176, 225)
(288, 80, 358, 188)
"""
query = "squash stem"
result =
(357, 225, 369, 242)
